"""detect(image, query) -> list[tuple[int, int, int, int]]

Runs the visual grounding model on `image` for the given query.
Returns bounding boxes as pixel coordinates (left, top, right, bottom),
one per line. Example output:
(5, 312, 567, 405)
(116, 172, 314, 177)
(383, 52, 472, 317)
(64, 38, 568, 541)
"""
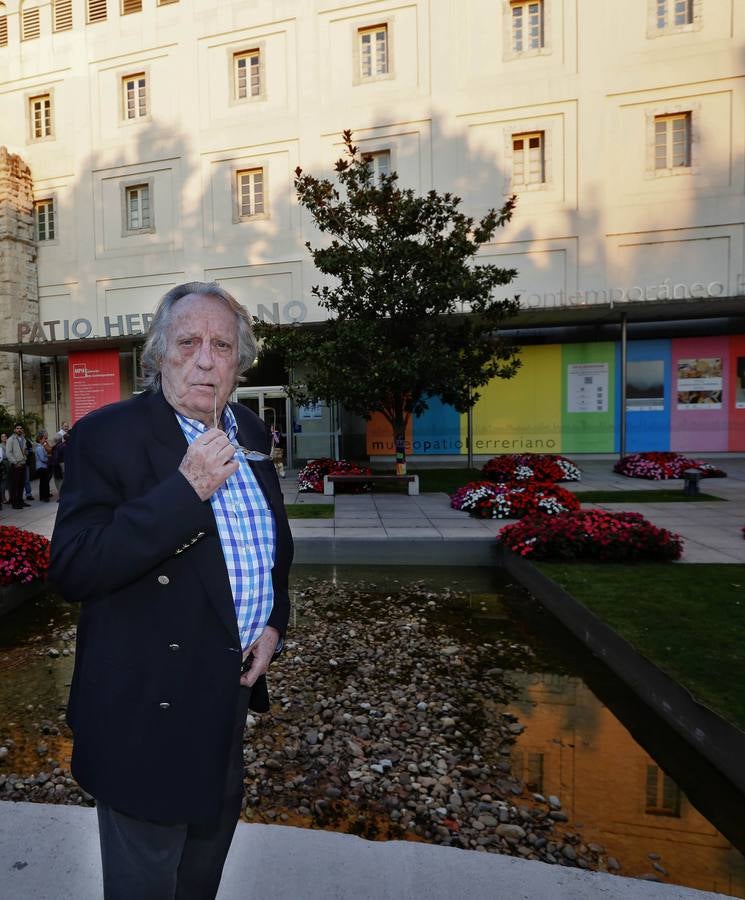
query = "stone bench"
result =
(323, 474, 420, 496)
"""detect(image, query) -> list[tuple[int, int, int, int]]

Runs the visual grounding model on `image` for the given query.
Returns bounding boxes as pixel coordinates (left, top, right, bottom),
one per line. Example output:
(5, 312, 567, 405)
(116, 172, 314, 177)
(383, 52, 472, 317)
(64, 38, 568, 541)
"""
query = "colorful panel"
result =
(411, 396, 461, 455)
(463, 345, 563, 455)
(561, 343, 616, 453)
(728, 335, 745, 451)
(366, 411, 413, 456)
(670, 337, 728, 452)
(621, 339, 672, 453)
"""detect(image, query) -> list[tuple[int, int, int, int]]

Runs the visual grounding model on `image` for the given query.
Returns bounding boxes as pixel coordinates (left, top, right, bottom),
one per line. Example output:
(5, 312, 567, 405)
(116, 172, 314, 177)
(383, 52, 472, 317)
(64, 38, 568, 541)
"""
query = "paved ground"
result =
(2, 457, 744, 898)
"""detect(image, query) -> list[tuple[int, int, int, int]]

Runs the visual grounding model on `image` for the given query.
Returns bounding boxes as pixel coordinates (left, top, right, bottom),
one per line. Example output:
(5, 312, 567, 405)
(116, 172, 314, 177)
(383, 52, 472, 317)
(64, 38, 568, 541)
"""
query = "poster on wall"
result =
(626, 360, 665, 412)
(736, 357, 745, 409)
(676, 358, 722, 410)
(298, 401, 324, 420)
(567, 363, 608, 413)
(68, 350, 121, 424)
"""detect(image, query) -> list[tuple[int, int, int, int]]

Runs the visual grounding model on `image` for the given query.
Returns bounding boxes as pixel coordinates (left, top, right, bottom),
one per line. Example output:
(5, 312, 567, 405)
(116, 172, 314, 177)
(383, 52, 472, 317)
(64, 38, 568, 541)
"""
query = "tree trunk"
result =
(393, 421, 407, 475)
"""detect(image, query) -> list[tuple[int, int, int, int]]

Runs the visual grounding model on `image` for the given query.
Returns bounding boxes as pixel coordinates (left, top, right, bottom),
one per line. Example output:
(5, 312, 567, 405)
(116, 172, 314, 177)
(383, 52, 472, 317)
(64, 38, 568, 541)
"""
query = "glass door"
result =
(233, 386, 292, 469)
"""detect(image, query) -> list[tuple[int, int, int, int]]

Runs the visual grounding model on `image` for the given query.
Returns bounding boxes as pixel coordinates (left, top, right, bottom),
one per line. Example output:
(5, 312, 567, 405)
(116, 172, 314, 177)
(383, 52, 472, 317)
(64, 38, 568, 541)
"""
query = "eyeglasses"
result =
(213, 387, 272, 462)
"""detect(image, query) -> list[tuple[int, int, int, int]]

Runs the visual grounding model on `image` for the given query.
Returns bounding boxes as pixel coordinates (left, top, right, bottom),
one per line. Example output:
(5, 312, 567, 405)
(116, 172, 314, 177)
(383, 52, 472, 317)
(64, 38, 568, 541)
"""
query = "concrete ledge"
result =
(0, 801, 730, 900)
(293, 537, 498, 566)
(498, 547, 745, 796)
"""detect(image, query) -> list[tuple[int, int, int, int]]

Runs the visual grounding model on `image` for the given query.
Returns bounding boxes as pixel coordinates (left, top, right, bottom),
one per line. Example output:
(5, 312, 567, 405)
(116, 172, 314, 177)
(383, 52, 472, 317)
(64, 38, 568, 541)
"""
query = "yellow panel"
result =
(460, 345, 563, 454)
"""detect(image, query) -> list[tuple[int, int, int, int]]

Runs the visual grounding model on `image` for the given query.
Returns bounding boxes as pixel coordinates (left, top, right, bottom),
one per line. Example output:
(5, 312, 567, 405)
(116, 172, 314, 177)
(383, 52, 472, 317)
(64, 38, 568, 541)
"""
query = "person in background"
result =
(0, 434, 8, 510)
(24, 432, 36, 501)
(35, 430, 52, 502)
(6, 424, 30, 510)
(51, 432, 66, 499)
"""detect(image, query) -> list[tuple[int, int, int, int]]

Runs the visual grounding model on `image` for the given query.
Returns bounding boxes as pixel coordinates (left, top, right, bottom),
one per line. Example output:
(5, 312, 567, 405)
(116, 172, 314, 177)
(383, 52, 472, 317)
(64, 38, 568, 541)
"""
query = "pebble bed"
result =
(0, 579, 620, 874)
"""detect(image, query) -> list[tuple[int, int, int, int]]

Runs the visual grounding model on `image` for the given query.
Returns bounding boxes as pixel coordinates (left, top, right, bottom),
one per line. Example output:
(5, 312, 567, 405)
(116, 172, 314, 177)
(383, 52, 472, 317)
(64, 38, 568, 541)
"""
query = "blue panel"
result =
(412, 396, 461, 455)
(616, 339, 672, 453)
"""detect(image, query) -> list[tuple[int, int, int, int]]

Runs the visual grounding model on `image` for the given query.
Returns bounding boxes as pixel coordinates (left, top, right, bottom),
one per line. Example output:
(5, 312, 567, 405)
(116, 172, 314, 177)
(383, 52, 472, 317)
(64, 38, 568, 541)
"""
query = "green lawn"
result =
(573, 489, 725, 503)
(408, 468, 482, 493)
(284, 504, 335, 519)
(536, 563, 745, 731)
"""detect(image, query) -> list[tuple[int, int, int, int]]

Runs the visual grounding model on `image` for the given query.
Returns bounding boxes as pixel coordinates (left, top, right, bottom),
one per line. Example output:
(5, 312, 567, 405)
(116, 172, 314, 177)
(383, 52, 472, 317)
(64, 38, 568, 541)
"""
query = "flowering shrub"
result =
(0, 526, 51, 585)
(451, 481, 581, 519)
(614, 452, 726, 480)
(499, 509, 684, 562)
(482, 454, 581, 484)
(297, 458, 373, 493)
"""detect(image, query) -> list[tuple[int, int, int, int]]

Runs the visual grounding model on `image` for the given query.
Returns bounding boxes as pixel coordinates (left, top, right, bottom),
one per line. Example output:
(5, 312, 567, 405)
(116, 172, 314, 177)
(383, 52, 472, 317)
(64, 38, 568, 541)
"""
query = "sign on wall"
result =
(68, 350, 121, 424)
(567, 363, 609, 413)
(676, 358, 723, 410)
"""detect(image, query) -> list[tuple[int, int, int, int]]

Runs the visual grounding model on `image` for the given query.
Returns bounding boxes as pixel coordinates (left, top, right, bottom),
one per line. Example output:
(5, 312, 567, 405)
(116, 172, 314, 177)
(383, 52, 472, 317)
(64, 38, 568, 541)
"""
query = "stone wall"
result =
(0, 146, 40, 414)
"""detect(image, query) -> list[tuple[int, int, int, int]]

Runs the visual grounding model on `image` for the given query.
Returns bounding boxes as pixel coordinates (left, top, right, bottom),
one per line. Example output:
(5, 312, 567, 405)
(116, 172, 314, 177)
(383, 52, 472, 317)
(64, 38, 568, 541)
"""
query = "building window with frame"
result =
(125, 183, 151, 232)
(236, 168, 265, 219)
(35, 198, 56, 241)
(645, 765, 682, 816)
(123, 73, 148, 120)
(654, 112, 691, 171)
(53, 0, 73, 31)
(87, 0, 107, 23)
(30, 94, 53, 140)
(512, 131, 545, 187)
(121, 0, 142, 14)
(511, 0, 544, 52)
(358, 24, 389, 79)
(157, 0, 179, 4)
(0, 3, 9, 47)
(41, 363, 54, 404)
(21, 2, 41, 41)
(234, 49, 261, 100)
(655, 0, 693, 30)
(363, 149, 391, 182)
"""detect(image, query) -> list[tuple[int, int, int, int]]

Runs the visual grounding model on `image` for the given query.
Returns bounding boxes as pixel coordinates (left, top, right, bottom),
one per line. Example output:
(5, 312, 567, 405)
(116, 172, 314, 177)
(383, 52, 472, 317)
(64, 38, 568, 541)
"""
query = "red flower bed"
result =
(0, 525, 50, 585)
(482, 454, 581, 484)
(498, 509, 683, 562)
(614, 452, 726, 480)
(451, 481, 580, 519)
(298, 458, 373, 493)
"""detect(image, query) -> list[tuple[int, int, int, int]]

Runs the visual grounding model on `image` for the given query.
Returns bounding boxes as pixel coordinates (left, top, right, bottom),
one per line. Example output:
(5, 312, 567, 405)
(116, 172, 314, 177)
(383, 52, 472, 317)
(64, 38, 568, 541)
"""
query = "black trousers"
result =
(38, 467, 52, 501)
(96, 686, 252, 900)
(8, 465, 25, 508)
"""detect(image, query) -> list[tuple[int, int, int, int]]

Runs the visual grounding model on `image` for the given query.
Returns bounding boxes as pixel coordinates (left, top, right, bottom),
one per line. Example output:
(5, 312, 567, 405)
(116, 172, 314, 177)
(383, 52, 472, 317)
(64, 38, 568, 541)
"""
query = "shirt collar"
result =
(175, 403, 238, 441)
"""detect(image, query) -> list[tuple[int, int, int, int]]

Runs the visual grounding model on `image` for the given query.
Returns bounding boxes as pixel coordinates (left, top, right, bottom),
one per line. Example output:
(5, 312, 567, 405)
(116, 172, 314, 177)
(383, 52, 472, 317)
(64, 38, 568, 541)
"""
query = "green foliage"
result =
(0, 402, 43, 438)
(254, 130, 521, 454)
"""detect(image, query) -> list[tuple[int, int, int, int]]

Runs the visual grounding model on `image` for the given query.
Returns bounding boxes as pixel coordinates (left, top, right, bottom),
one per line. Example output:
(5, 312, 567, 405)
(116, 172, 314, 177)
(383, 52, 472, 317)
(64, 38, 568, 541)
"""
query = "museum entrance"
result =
(233, 386, 292, 469)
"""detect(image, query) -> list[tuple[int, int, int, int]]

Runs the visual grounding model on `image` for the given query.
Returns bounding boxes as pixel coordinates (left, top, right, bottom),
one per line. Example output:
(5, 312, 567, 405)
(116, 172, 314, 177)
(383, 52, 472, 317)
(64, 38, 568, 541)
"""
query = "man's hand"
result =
(179, 428, 239, 501)
(240, 626, 280, 688)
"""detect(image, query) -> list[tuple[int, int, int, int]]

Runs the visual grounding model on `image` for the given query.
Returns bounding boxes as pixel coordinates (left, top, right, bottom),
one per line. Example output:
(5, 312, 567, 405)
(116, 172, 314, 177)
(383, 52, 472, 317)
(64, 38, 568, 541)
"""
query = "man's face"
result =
(160, 293, 239, 427)
(14, 426, 24, 437)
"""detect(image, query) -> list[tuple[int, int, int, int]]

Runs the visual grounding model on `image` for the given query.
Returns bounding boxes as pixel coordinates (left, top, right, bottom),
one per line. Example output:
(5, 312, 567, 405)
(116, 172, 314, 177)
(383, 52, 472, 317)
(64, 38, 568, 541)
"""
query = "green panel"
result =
(561, 343, 616, 453)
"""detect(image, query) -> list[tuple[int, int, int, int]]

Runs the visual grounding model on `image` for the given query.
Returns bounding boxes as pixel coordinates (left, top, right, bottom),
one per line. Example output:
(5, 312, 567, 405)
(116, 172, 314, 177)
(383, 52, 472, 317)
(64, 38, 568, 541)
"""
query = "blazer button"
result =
(158, 575, 169, 585)
(159, 701, 171, 710)
(169, 643, 180, 651)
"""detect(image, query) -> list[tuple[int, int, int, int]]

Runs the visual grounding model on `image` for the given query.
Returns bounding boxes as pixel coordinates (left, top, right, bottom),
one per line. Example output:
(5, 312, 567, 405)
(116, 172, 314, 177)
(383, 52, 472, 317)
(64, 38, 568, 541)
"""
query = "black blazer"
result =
(50, 388, 293, 824)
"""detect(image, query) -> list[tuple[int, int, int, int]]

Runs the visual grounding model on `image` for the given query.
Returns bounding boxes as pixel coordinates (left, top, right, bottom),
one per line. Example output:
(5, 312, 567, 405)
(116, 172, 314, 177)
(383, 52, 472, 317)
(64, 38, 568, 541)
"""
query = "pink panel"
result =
(670, 337, 729, 452)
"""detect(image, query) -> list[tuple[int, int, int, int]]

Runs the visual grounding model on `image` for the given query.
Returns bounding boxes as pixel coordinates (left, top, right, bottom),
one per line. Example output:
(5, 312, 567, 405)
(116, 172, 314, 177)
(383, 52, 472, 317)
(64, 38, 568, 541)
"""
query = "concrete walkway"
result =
(2, 457, 744, 898)
(0, 802, 733, 900)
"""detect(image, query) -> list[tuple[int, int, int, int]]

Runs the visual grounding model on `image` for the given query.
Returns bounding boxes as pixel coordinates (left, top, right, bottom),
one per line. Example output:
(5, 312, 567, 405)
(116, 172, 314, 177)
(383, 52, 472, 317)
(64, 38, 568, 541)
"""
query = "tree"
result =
(254, 130, 522, 471)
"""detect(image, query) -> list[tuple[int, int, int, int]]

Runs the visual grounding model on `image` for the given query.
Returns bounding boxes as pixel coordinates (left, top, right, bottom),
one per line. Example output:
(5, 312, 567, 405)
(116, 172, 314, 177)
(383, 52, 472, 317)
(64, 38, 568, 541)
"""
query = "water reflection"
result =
(502, 670, 745, 896)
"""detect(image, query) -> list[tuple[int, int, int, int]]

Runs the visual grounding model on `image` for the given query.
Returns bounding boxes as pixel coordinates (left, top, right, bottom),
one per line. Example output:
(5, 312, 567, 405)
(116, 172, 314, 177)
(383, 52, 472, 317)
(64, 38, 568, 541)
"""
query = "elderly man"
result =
(50, 282, 293, 900)
(6, 423, 30, 510)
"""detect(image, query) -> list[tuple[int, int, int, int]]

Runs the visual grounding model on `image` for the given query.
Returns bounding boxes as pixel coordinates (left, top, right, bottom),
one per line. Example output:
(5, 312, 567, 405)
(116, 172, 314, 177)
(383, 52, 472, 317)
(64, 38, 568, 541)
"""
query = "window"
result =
(512, 132, 545, 187)
(645, 765, 681, 816)
(654, 113, 691, 170)
(0, 3, 8, 47)
(125, 184, 151, 231)
(363, 149, 391, 182)
(234, 49, 261, 100)
(358, 24, 388, 79)
(35, 198, 56, 241)
(123, 73, 147, 120)
(30, 94, 53, 139)
(41, 363, 54, 404)
(21, 3, 41, 41)
(236, 168, 265, 219)
(87, 0, 107, 24)
(511, 1, 543, 52)
(121, 0, 142, 14)
(656, 0, 693, 29)
(157, 0, 179, 5)
(53, 0, 73, 31)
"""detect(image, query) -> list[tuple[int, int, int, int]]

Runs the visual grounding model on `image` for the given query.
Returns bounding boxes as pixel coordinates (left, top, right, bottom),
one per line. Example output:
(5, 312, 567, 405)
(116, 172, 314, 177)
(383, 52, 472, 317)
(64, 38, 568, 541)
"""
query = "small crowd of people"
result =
(0, 422, 68, 511)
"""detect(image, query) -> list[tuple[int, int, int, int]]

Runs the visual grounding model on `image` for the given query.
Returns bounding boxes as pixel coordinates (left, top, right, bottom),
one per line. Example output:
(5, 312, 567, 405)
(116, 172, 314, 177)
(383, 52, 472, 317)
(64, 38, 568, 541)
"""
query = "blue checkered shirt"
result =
(176, 407, 276, 652)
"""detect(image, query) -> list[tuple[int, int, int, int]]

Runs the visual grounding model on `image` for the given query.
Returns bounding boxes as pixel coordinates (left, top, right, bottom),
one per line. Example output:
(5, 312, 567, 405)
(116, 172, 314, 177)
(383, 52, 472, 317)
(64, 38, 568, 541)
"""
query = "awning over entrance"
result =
(0, 335, 144, 357)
